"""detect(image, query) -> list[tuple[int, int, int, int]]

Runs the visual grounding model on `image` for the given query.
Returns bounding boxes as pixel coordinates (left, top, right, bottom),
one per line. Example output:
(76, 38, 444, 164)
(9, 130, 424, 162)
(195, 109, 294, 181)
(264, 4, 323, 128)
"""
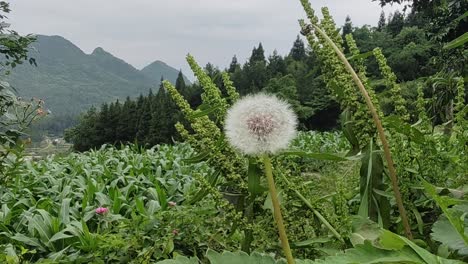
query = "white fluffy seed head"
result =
(225, 93, 298, 155)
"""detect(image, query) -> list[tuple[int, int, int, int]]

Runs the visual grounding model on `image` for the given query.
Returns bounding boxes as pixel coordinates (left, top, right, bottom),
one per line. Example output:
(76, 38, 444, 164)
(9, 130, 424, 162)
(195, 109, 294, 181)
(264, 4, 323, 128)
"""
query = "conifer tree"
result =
(228, 55, 240, 73)
(377, 11, 386, 31)
(342, 15, 353, 38)
(289, 35, 306, 61)
(136, 93, 152, 145)
(250, 43, 266, 63)
(267, 50, 287, 78)
(387, 10, 404, 35)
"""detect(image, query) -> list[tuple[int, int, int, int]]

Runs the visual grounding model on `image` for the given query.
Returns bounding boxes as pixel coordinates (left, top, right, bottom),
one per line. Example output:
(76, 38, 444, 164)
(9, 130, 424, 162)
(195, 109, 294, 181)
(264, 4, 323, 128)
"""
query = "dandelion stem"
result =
(262, 155, 294, 264)
(310, 24, 413, 239)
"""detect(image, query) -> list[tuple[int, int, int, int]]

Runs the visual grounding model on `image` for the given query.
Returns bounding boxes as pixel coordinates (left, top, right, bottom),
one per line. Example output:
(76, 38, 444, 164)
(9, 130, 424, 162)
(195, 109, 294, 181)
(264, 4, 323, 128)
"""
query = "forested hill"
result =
(5, 35, 189, 116)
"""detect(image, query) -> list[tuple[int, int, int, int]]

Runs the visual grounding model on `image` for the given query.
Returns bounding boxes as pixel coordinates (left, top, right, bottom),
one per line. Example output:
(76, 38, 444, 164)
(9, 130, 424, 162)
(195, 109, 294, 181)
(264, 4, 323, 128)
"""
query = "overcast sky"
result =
(9, 0, 403, 80)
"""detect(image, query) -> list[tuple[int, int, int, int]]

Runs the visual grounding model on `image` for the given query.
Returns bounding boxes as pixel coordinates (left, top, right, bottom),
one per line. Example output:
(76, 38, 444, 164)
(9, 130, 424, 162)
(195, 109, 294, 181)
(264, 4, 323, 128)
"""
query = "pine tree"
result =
(136, 94, 152, 145)
(250, 43, 266, 63)
(342, 15, 353, 38)
(96, 103, 110, 145)
(175, 71, 186, 91)
(267, 50, 287, 78)
(228, 55, 239, 73)
(377, 11, 386, 31)
(117, 97, 135, 143)
(289, 35, 306, 61)
(108, 100, 121, 143)
(387, 10, 404, 35)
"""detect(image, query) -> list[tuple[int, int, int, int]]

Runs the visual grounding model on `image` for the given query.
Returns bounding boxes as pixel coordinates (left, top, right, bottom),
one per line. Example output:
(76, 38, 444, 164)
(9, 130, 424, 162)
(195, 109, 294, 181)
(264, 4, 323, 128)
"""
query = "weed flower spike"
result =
(225, 93, 298, 155)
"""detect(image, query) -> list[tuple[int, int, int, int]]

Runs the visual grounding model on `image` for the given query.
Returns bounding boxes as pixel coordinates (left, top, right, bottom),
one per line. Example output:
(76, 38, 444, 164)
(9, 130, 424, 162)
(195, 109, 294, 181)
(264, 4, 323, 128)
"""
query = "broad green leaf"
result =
(183, 151, 210, 163)
(146, 200, 160, 215)
(48, 231, 74, 243)
(281, 151, 347, 161)
(154, 182, 168, 210)
(206, 249, 277, 264)
(60, 198, 71, 225)
(291, 237, 331, 248)
(156, 256, 200, 264)
(10, 233, 45, 251)
(423, 179, 468, 253)
(385, 116, 425, 144)
(314, 240, 424, 264)
(135, 197, 146, 215)
(431, 213, 468, 255)
(443, 32, 468, 49)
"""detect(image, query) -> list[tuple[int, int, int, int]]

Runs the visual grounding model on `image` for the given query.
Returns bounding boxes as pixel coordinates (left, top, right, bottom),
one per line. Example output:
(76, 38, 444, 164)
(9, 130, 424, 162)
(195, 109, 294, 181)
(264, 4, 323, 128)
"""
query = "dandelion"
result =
(168, 201, 177, 207)
(224, 93, 297, 155)
(224, 93, 296, 263)
(95, 207, 109, 215)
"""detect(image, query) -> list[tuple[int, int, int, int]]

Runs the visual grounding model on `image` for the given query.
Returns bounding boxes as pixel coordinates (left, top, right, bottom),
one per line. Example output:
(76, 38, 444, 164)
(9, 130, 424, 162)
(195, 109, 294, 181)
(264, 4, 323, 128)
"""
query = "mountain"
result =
(141, 60, 190, 85)
(5, 35, 188, 116)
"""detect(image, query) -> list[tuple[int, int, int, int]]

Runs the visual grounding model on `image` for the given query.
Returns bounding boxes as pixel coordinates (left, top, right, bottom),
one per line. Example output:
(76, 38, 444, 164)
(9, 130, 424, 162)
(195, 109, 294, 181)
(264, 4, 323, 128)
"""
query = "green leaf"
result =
(281, 151, 347, 161)
(189, 104, 221, 119)
(247, 158, 263, 196)
(349, 216, 465, 264)
(182, 151, 210, 163)
(48, 231, 74, 243)
(135, 197, 146, 215)
(422, 179, 468, 253)
(431, 213, 468, 255)
(291, 237, 331, 248)
(263, 190, 283, 212)
(340, 109, 360, 155)
(347, 50, 374, 61)
(60, 198, 71, 225)
(10, 233, 45, 251)
(206, 249, 277, 264)
(385, 116, 425, 144)
(156, 256, 200, 264)
(155, 181, 168, 210)
(315, 240, 424, 264)
(146, 200, 160, 215)
(188, 170, 220, 204)
(443, 32, 468, 49)
(358, 140, 388, 227)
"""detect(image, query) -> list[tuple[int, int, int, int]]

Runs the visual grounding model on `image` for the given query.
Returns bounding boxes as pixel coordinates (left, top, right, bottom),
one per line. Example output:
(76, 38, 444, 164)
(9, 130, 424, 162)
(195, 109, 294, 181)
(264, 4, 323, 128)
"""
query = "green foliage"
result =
(5, 35, 189, 137)
(317, 217, 465, 264)
(0, 2, 36, 73)
(423, 180, 468, 257)
(0, 143, 237, 262)
(0, 2, 42, 185)
(65, 74, 187, 151)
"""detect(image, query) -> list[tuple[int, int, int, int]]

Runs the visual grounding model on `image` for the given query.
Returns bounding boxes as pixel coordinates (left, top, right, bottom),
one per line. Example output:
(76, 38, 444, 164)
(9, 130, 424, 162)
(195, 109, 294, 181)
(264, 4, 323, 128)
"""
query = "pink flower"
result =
(95, 207, 109, 215)
(168, 201, 177, 207)
(172, 229, 179, 235)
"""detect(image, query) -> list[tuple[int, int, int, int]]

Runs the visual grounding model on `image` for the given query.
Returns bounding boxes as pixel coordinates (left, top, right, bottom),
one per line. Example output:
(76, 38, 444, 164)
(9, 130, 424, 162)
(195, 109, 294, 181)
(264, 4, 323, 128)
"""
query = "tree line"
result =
(66, 3, 467, 151)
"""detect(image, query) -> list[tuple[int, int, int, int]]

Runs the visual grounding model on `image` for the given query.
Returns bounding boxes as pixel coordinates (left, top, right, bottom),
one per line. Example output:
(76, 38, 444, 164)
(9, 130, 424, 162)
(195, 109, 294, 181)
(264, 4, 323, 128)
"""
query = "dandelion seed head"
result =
(225, 93, 297, 155)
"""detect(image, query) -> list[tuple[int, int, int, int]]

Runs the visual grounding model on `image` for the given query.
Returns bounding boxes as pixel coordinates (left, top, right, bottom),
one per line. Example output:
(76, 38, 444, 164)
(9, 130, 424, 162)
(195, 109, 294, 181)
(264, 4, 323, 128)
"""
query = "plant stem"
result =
(279, 173, 344, 243)
(311, 24, 413, 239)
(262, 155, 295, 264)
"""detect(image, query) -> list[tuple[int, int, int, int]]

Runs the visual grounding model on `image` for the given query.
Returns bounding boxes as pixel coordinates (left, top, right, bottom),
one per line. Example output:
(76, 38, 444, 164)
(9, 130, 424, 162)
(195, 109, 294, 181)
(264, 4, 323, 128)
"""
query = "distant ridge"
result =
(6, 35, 189, 116)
